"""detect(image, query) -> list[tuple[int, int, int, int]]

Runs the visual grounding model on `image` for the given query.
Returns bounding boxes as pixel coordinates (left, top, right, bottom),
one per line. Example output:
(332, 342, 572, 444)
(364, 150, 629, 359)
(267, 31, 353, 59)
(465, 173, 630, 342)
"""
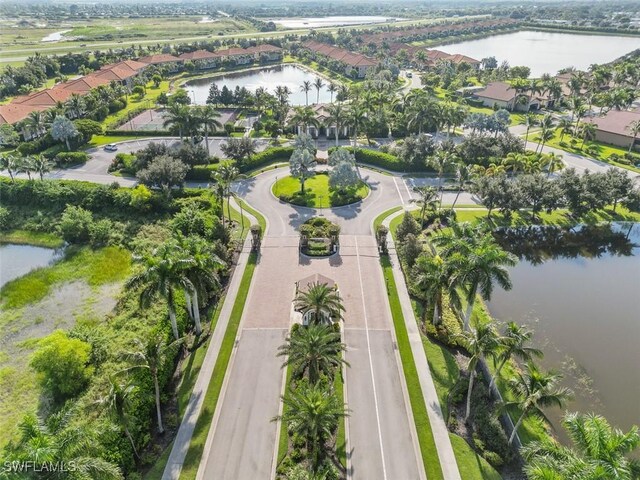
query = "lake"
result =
(186, 65, 334, 106)
(488, 223, 640, 439)
(0, 244, 61, 288)
(272, 16, 402, 29)
(434, 30, 640, 77)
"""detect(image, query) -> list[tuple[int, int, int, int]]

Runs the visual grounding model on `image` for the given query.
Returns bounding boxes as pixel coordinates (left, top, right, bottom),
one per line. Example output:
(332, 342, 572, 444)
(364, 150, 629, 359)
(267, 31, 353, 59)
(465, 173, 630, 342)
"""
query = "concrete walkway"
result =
(162, 198, 257, 480)
(383, 208, 462, 480)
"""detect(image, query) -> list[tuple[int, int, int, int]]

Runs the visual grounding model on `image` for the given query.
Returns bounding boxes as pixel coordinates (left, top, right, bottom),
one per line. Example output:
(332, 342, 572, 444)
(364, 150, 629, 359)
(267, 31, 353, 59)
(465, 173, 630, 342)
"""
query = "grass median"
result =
(380, 255, 444, 480)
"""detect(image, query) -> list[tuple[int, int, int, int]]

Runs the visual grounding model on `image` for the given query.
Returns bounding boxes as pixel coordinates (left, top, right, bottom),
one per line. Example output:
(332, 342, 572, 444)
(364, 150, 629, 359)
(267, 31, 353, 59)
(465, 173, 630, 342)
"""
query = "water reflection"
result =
(493, 223, 638, 264)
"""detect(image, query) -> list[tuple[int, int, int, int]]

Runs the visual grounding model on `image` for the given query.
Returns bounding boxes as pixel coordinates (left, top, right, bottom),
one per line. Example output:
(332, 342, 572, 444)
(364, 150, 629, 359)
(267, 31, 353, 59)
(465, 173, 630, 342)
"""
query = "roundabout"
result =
(272, 172, 370, 208)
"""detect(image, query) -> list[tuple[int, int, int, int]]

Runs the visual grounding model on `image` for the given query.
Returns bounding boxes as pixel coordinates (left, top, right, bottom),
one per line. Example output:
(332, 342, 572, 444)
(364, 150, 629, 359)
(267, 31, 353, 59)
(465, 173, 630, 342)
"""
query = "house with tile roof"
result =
(137, 54, 181, 72)
(472, 82, 523, 111)
(588, 109, 640, 150)
(302, 41, 376, 78)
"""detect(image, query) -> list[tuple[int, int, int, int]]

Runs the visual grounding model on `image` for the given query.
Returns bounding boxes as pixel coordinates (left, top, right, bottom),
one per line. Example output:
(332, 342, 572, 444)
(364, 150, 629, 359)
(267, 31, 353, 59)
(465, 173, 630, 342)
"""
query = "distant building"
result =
(588, 109, 640, 150)
(301, 41, 377, 78)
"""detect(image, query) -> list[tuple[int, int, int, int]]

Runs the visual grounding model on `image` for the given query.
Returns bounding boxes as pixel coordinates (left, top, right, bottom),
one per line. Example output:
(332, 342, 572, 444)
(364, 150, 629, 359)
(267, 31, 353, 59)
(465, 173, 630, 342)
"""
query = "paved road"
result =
(198, 233, 425, 480)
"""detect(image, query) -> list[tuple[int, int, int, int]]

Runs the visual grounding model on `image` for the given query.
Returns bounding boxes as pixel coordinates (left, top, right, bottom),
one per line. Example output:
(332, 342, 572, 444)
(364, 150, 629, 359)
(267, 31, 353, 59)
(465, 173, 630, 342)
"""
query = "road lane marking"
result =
(403, 178, 413, 201)
(392, 177, 405, 206)
(354, 237, 388, 480)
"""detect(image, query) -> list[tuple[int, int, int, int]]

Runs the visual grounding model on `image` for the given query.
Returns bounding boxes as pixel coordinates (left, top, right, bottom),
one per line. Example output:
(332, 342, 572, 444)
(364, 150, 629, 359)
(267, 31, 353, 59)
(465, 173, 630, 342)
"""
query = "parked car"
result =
(406, 72, 413, 78)
(104, 144, 118, 152)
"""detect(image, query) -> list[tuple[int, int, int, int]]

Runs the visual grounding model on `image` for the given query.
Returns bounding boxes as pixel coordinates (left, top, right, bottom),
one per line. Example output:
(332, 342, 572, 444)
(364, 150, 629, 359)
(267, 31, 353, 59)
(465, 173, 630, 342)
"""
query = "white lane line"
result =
(392, 177, 405, 206)
(403, 177, 413, 201)
(354, 237, 388, 480)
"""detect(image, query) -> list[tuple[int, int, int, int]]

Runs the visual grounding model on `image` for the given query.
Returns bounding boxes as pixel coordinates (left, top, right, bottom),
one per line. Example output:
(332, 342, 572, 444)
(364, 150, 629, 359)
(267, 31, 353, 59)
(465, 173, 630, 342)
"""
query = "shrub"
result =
(89, 219, 122, 247)
(55, 151, 89, 167)
(59, 205, 93, 243)
(30, 330, 94, 403)
(239, 146, 294, 173)
(186, 164, 216, 181)
(0, 206, 9, 230)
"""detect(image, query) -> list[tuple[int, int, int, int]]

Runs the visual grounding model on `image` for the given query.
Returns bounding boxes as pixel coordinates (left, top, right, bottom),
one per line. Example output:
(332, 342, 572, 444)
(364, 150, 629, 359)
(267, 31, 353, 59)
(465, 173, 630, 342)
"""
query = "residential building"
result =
(287, 104, 349, 139)
(179, 49, 220, 70)
(588, 109, 640, 150)
(137, 54, 181, 73)
(472, 82, 520, 111)
(301, 41, 376, 78)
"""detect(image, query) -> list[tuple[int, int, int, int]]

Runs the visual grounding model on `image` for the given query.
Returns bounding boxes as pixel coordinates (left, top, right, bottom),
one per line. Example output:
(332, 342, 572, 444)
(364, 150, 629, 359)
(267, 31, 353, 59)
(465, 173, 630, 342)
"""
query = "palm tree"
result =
(346, 104, 368, 149)
(447, 234, 517, 330)
(451, 163, 471, 210)
(120, 334, 184, 434)
(16, 155, 35, 181)
(411, 253, 461, 325)
(313, 77, 324, 104)
(162, 103, 190, 141)
(326, 103, 346, 147)
(97, 378, 140, 459)
(327, 82, 337, 103)
(411, 186, 438, 225)
(196, 105, 222, 156)
(294, 282, 345, 325)
(522, 412, 640, 480)
(489, 322, 542, 390)
(580, 122, 597, 149)
(126, 242, 196, 339)
(0, 154, 19, 182)
(274, 85, 291, 107)
(456, 322, 501, 421)
(9, 410, 123, 480)
(558, 118, 573, 142)
(176, 234, 225, 335)
(430, 149, 458, 207)
(65, 93, 85, 119)
(541, 152, 564, 178)
(277, 325, 348, 385)
(300, 80, 312, 106)
(276, 383, 347, 470)
(289, 106, 320, 136)
(25, 110, 48, 138)
(626, 119, 640, 154)
(523, 113, 538, 147)
(536, 114, 556, 154)
(32, 154, 54, 180)
(504, 362, 572, 445)
(212, 160, 240, 227)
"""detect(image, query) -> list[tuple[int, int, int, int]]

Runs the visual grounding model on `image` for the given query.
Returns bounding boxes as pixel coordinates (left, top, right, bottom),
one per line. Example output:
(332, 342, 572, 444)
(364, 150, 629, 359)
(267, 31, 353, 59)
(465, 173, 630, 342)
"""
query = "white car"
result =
(104, 144, 118, 152)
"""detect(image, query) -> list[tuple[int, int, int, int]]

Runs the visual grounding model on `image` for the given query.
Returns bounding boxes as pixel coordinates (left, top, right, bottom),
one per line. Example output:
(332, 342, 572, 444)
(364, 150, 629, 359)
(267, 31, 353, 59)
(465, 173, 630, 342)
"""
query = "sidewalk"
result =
(162, 199, 255, 480)
(383, 210, 462, 480)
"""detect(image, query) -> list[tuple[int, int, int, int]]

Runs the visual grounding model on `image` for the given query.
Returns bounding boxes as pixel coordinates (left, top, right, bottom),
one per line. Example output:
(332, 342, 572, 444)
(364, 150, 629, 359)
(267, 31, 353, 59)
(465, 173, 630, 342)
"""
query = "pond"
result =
(271, 16, 402, 29)
(185, 65, 334, 106)
(0, 244, 61, 288)
(433, 30, 640, 77)
(488, 223, 640, 439)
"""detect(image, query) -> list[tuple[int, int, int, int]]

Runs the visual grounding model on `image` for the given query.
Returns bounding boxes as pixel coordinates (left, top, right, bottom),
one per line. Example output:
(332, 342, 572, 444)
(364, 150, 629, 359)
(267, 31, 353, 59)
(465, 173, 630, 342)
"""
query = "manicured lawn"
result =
(373, 206, 403, 233)
(272, 173, 369, 208)
(234, 198, 267, 236)
(180, 253, 257, 480)
(0, 246, 131, 309)
(0, 230, 64, 248)
(380, 256, 444, 480)
(535, 128, 640, 173)
(89, 134, 157, 148)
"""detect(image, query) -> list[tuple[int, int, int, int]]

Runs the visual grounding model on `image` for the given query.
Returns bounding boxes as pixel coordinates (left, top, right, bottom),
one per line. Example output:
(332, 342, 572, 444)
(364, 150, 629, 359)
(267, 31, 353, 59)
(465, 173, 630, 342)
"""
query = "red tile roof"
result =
(137, 54, 181, 65)
(179, 49, 219, 61)
(14, 88, 75, 106)
(0, 104, 47, 125)
(303, 41, 376, 68)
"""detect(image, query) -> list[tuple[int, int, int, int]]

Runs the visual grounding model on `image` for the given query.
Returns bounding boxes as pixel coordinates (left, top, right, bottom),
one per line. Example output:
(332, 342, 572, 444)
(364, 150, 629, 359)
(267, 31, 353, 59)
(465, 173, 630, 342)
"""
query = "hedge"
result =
(239, 146, 294, 173)
(331, 147, 431, 173)
(186, 164, 218, 181)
